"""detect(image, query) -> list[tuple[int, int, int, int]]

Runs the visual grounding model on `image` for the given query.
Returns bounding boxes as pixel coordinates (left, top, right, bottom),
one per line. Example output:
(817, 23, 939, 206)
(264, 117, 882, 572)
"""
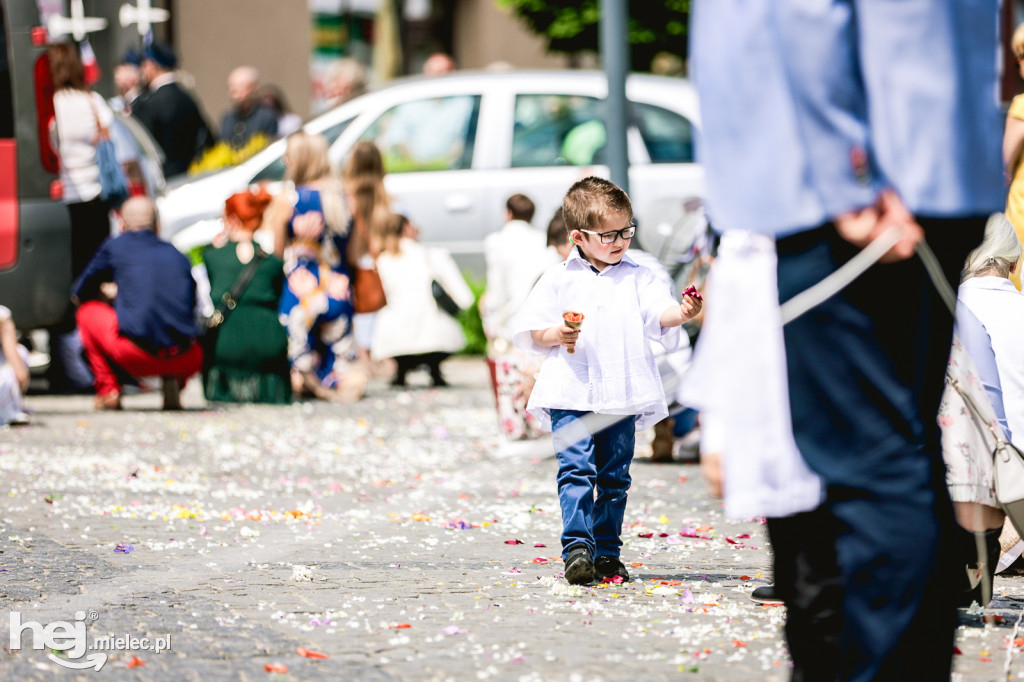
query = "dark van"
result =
(0, 1, 164, 333)
(0, 0, 72, 330)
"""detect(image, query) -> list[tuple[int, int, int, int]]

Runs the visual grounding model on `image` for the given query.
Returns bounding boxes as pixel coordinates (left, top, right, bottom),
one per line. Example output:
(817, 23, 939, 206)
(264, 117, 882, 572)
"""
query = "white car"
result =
(159, 70, 704, 276)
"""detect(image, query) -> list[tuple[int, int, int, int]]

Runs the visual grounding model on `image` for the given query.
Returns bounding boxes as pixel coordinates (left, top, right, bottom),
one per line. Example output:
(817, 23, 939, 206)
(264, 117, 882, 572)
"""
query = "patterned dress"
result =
(277, 186, 356, 387)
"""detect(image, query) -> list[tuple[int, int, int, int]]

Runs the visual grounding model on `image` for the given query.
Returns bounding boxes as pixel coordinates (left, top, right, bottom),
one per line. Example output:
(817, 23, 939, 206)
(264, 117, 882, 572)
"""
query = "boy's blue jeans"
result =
(550, 409, 635, 561)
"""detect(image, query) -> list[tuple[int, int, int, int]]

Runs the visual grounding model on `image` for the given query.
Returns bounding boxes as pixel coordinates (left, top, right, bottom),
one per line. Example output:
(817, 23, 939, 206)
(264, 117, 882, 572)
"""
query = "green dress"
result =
(202, 243, 291, 403)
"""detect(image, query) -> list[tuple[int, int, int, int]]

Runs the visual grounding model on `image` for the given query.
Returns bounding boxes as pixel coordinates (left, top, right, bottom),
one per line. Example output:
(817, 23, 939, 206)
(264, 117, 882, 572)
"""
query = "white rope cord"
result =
(779, 225, 901, 325)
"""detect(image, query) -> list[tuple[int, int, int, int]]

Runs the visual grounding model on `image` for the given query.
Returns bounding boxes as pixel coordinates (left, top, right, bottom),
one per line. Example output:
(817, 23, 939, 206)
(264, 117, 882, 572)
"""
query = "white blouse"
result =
(513, 249, 681, 431)
(52, 89, 113, 203)
(957, 276, 1024, 446)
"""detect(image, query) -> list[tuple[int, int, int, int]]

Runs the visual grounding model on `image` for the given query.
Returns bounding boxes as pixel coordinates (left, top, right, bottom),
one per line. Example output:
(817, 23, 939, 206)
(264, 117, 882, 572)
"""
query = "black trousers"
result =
(773, 217, 984, 681)
(68, 197, 111, 281)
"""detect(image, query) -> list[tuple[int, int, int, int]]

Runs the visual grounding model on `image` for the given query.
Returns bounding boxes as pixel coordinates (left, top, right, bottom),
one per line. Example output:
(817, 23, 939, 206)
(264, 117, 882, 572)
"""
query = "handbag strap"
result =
(86, 93, 111, 142)
(917, 238, 1012, 449)
(207, 245, 267, 328)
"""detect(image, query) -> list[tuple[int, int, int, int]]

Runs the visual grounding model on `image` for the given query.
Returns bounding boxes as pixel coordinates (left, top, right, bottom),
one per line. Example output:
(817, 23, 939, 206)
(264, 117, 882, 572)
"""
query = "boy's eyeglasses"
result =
(578, 222, 637, 244)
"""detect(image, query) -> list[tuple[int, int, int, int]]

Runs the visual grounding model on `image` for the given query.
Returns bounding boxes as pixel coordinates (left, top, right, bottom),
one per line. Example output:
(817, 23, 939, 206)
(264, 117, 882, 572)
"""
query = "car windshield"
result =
(249, 116, 355, 184)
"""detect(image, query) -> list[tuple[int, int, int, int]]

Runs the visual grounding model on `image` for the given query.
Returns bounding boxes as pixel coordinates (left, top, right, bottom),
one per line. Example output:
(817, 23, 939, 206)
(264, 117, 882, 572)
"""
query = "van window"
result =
(0, 2, 13, 139)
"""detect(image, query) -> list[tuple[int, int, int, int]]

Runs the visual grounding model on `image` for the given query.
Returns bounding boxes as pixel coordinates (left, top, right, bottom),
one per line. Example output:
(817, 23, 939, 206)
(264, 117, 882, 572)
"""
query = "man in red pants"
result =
(72, 197, 202, 410)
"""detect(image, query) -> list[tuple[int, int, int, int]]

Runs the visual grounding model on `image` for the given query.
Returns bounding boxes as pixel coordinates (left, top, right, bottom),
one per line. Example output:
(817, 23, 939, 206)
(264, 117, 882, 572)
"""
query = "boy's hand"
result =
(558, 324, 580, 351)
(680, 289, 703, 320)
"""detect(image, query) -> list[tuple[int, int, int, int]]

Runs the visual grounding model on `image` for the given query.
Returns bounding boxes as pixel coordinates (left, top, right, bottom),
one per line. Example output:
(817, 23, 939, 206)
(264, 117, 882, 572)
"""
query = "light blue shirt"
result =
(690, 0, 1004, 236)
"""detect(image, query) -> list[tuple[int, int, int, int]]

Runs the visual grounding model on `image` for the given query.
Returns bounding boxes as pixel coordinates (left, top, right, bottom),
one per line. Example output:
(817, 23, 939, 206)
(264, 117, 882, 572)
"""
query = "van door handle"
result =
(444, 194, 473, 213)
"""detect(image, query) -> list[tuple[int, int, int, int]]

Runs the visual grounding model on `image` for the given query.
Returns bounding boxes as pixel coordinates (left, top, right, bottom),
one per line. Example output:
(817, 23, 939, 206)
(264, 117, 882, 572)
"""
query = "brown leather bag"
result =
(352, 266, 386, 313)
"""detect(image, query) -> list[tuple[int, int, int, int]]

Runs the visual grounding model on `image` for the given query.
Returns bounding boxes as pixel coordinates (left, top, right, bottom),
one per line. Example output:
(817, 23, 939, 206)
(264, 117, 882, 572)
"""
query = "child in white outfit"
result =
(513, 177, 702, 584)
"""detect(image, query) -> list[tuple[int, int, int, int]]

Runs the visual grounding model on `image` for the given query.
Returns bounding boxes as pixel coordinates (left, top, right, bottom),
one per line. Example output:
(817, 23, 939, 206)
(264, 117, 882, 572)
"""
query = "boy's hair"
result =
(506, 193, 536, 223)
(546, 208, 568, 248)
(562, 176, 633, 234)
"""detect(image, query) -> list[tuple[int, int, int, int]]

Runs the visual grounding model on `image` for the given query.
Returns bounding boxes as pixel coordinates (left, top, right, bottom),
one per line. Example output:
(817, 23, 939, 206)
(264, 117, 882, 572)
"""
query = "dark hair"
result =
(506, 193, 535, 223)
(48, 42, 85, 91)
(562, 176, 632, 234)
(546, 208, 568, 247)
(225, 186, 273, 231)
(261, 84, 291, 115)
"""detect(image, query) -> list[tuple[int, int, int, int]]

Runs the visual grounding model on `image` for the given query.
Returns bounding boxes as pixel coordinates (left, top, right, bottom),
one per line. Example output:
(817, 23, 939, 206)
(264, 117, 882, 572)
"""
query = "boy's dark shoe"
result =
(594, 555, 630, 582)
(564, 546, 596, 585)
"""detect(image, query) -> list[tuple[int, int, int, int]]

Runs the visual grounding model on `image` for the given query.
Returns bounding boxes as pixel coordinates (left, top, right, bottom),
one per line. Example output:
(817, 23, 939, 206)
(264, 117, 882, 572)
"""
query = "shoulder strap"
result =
(86, 93, 111, 142)
(207, 246, 267, 328)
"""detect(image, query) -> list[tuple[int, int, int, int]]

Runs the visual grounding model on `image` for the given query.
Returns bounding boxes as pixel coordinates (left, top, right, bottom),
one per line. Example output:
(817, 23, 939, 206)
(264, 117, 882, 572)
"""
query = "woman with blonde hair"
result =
(203, 188, 290, 403)
(940, 212, 1024, 605)
(267, 131, 365, 402)
(342, 141, 394, 365)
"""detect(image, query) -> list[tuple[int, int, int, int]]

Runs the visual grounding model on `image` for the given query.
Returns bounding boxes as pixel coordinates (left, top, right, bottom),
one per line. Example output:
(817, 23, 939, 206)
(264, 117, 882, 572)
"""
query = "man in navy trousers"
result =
(691, 1, 1003, 679)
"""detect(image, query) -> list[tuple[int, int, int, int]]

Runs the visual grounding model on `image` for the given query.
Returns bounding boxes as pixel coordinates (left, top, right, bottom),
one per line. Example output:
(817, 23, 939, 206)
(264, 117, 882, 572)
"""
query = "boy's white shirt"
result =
(512, 247, 681, 431)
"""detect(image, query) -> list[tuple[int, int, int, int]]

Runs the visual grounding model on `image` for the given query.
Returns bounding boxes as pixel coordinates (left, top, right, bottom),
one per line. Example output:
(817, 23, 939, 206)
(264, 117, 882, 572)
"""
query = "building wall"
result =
(452, 0, 569, 71)
(171, 0, 312, 128)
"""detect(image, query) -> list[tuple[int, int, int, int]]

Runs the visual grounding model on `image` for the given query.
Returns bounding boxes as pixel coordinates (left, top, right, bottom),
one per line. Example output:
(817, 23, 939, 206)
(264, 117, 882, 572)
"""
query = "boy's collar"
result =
(567, 245, 638, 271)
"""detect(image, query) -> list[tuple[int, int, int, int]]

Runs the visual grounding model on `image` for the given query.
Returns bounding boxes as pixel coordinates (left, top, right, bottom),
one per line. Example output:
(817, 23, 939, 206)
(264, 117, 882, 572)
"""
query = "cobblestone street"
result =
(2, 358, 1023, 680)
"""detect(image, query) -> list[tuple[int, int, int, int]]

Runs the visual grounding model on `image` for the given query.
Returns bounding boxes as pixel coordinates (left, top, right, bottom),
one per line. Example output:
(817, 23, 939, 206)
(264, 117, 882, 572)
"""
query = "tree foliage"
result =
(496, 0, 689, 71)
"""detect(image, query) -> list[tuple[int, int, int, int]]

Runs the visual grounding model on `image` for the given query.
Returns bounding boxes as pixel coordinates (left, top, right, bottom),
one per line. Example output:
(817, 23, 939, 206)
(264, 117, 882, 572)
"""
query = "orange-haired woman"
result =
(201, 188, 290, 403)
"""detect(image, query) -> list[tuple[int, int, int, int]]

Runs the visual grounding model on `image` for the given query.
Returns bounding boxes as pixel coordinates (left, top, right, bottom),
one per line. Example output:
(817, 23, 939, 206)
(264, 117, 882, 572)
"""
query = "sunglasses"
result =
(578, 222, 637, 244)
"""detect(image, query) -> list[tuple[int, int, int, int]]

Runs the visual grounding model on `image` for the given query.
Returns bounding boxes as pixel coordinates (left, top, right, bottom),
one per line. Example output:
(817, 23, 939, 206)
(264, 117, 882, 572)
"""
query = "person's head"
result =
(343, 140, 386, 183)
(119, 197, 159, 234)
(223, 186, 273, 237)
(506, 193, 535, 223)
(546, 207, 572, 260)
(48, 41, 84, 92)
(1014, 23, 1024, 79)
(962, 213, 1022, 281)
(325, 58, 367, 105)
(227, 66, 261, 110)
(381, 212, 412, 254)
(284, 131, 332, 186)
(422, 52, 456, 77)
(141, 42, 177, 83)
(562, 176, 634, 269)
(113, 63, 140, 97)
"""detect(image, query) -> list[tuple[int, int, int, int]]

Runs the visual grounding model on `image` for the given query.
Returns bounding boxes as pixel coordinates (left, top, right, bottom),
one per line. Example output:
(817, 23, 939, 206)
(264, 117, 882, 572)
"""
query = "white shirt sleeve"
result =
(636, 265, 682, 351)
(512, 267, 561, 355)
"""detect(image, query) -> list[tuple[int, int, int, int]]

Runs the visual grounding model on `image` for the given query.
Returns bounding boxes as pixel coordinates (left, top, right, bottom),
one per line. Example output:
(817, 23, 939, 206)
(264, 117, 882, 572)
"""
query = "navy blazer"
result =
(72, 230, 198, 352)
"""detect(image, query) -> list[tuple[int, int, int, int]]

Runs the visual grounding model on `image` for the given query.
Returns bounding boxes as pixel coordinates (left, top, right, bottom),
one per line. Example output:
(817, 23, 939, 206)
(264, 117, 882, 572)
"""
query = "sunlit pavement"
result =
(1, 358, 1021, 680)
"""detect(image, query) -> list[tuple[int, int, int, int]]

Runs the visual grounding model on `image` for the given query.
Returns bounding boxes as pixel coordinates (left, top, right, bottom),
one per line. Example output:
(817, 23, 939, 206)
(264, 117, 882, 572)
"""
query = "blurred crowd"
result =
(1, 38, 478, 418)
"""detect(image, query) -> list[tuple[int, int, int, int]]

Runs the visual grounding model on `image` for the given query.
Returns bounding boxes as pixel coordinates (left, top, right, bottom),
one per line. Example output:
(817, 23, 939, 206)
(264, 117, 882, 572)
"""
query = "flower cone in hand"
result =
(563, 311, 584, 354)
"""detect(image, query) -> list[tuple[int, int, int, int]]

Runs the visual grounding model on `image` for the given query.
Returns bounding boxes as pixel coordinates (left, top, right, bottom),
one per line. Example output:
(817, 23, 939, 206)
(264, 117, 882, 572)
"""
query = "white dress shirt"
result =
(512, 248, 681, 431)
(957, 276, 1024, 446)
(678, 231, 824, 520)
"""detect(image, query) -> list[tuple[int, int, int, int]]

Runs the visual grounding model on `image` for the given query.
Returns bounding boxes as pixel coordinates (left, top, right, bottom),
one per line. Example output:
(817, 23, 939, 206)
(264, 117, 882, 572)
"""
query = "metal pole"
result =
(600, 0, 630, 195)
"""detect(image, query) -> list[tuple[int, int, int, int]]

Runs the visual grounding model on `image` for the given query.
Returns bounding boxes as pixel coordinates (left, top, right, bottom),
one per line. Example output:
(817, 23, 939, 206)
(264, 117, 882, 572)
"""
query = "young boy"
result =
(513, 177, 703, 584)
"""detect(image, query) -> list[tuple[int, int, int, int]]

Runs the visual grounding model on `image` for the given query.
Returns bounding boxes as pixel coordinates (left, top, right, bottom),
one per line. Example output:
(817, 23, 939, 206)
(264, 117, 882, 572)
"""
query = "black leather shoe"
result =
(564, 546, 595, 585)
(594, 555, 629, 582)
